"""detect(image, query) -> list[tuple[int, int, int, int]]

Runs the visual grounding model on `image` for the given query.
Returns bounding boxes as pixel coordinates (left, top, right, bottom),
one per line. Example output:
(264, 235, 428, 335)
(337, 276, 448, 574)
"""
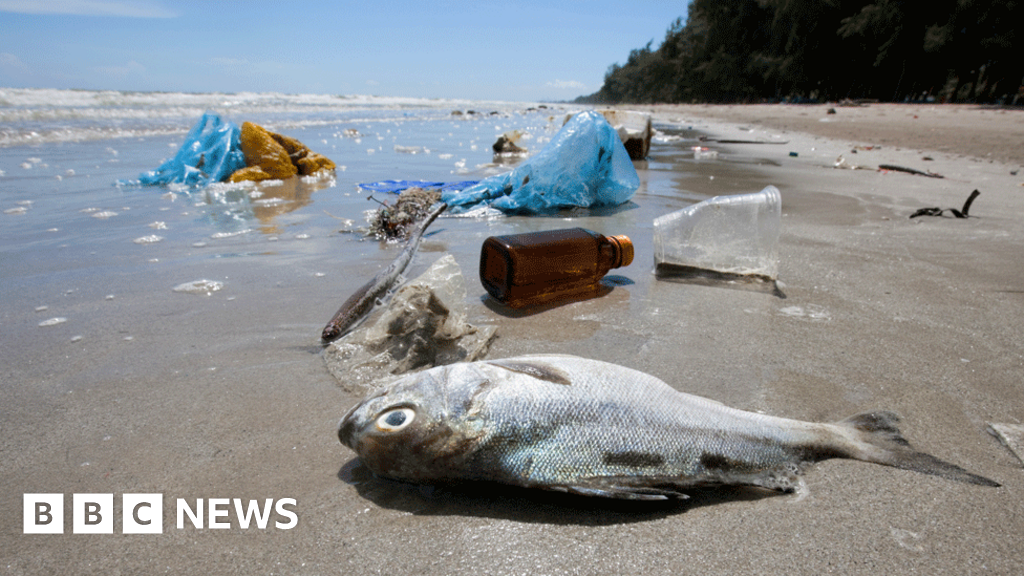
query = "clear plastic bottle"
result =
(653, 185, 781, 280)
(479, 228, 634, 308)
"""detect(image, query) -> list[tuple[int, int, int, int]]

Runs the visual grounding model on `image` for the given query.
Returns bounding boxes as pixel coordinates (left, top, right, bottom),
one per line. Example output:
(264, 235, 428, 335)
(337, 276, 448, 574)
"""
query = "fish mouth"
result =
(337, 403, 365, 449)
(337, 388, 391, 449)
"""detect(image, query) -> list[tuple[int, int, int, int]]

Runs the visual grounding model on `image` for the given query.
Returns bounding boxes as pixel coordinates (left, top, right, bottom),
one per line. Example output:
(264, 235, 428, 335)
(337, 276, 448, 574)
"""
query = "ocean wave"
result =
(0, 88, 539, 146)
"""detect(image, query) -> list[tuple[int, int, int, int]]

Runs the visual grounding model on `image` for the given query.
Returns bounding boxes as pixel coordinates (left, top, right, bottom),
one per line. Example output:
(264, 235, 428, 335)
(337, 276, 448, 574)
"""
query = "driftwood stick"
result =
(320, 202, 447, 343)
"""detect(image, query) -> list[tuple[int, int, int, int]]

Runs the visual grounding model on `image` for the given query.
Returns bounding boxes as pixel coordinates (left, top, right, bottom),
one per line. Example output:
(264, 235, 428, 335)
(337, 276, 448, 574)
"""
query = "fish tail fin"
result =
(836, 411, 999, 487)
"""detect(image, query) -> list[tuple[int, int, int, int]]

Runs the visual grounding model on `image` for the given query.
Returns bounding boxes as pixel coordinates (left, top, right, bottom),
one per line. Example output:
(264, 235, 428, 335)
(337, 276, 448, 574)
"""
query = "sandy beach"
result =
(4, 102, 1024, 575)
(646, 102, 1024, 166)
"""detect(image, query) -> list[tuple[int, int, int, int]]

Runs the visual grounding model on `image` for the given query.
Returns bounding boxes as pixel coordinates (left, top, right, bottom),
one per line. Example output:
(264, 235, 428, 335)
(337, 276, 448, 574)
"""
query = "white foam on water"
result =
(2, 88, 539, 147)
(253, 197, 285, 206)
(172, 279, 224, 295)
(394, 145, 425, 154)
(39, 317, 67, 327)
(133, 235, 164, 244)
(210, 229, 250, 239)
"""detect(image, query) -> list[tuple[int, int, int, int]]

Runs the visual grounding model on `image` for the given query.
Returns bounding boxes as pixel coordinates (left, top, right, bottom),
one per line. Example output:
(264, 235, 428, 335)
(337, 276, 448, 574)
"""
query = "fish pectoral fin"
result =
(550, 484, 689, 501)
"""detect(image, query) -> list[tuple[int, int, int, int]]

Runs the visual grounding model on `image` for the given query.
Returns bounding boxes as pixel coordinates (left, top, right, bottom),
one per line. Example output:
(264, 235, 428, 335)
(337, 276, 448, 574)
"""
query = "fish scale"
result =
(338, 354, 998, 500)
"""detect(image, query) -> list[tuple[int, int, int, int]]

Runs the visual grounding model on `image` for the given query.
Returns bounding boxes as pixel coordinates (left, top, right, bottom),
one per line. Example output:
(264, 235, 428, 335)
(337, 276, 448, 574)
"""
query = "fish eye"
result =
(375, 407, 415, 432)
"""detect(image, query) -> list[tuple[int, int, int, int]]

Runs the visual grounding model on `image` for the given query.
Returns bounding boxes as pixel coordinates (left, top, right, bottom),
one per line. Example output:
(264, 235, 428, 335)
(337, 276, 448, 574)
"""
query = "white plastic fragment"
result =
(172, 279, 223, 295)
(989, 423, 1024, 467)
(39, 317, 67, 327)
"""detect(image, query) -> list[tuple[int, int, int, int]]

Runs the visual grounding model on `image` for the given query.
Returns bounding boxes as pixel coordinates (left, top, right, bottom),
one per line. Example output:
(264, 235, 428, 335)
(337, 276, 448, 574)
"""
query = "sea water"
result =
(1, 88, 726, 379)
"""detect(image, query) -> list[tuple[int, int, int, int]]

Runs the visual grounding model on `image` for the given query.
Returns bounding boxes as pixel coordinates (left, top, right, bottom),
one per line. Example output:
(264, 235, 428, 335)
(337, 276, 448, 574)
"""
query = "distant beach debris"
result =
(442, 110, 639, 214)
(492, 130, 529, 160)
(833, 155, 872, 170)
(566, 109, 652, 160)
(879, 164, 944, 179)
(691, 146, 718, 160)
(123, 113, 335, 188)
(38, 317, 68, 327)
(173, 279, 224, 296)
(989, 423, 1024, 467)
(910, 189, 980, 219)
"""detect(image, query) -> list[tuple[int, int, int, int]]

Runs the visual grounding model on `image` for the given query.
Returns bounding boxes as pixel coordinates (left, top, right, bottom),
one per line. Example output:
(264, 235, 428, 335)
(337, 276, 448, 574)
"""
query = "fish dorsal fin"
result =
(486, 359, 572, 386)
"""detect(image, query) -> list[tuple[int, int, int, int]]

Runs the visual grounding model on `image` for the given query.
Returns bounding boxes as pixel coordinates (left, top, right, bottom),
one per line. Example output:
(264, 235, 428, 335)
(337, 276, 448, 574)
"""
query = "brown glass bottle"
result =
(479, 227, 634, 308)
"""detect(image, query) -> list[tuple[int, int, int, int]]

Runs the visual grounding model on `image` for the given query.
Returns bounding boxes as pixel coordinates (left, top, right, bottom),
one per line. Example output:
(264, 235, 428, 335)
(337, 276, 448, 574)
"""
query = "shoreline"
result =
(634, 102, 1024, 167)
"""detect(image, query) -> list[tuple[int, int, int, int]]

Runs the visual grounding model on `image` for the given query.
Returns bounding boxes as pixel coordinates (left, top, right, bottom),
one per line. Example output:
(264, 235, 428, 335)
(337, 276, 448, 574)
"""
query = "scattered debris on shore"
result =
(367, 187, 443, 240)
(910, 189, 980, 219)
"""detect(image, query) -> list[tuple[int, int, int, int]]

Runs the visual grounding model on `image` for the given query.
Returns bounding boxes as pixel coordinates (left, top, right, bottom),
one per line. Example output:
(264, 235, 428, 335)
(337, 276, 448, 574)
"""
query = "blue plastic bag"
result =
(441, 110, 639, 213)
(134, 112, 246, 186)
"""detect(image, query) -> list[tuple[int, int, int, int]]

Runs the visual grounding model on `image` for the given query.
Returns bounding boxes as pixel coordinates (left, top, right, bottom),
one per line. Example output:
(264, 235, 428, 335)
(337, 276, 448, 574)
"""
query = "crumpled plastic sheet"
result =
(357, 180, 479, 194)
(441, 110, 639, 214)
(129, 112, 246, 187)
(323, 254, 496, 394)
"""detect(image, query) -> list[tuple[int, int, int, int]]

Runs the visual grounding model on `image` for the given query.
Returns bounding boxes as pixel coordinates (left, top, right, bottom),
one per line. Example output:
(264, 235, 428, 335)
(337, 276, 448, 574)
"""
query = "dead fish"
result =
(321, 201, 447, 343)
(338, 354, 998, 500)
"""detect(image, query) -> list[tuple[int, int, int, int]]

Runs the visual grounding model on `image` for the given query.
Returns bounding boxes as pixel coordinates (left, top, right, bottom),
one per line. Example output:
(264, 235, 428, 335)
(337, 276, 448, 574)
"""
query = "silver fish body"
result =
(338, 355, 997, 500)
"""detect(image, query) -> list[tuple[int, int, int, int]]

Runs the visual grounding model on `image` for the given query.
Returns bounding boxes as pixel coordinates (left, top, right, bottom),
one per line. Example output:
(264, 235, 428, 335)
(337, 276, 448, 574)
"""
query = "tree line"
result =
(578, 0, 1023, 104)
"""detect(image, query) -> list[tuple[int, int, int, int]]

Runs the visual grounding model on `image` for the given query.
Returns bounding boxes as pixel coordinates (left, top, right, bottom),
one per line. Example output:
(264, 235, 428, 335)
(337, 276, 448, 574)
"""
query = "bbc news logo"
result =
(24, 494, 297, 534)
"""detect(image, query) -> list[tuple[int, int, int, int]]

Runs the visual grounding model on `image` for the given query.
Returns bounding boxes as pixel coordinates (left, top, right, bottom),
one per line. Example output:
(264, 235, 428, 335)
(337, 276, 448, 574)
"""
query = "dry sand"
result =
(4, 103, 1023, 575)
(646, 102, 1024, 166)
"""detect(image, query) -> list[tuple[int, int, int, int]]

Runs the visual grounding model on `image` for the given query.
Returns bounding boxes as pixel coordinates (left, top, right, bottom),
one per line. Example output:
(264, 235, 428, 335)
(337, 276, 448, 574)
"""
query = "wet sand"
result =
(4, 104, 1024, 574)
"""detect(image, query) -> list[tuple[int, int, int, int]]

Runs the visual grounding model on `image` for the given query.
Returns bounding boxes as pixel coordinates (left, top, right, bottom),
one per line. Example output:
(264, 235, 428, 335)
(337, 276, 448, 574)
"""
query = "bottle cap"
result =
(608, 235, 634, 268)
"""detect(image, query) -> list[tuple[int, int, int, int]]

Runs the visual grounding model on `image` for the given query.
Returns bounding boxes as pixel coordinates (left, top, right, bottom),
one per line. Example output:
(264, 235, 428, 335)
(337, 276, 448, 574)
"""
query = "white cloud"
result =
(0, 0, 176, 17)
(545, 79, 586, 91)
(1, 52, 28, 70)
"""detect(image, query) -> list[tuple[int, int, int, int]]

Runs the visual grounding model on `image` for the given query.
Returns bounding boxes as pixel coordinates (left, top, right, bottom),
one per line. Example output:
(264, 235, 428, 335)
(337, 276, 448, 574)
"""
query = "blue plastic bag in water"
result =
(135, 112, 246, 186)
(441, 110, 639, 213)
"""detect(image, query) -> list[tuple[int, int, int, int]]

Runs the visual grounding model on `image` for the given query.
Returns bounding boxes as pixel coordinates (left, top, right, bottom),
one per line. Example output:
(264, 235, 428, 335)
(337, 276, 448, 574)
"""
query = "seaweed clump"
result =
(368, 187, 443, 240)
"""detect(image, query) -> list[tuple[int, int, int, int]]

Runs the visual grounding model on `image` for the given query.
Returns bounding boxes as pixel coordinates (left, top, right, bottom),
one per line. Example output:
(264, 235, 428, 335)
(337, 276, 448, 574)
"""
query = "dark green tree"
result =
(576, 0, 1023, 104)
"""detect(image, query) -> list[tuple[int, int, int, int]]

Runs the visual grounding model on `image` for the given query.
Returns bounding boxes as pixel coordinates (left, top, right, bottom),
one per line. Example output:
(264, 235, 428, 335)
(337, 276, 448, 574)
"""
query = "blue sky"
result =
(0, 0, 690, 101)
